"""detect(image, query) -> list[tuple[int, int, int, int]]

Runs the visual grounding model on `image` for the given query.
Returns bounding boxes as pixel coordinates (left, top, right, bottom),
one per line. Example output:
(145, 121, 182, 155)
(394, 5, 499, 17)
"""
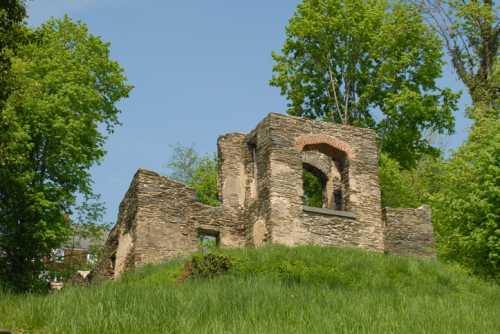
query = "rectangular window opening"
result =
(197, 228, 220, 252)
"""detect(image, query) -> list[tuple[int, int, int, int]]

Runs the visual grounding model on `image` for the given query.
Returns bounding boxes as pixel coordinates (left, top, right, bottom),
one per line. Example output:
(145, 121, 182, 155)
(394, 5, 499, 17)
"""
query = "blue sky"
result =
(27, 0, 472, 225)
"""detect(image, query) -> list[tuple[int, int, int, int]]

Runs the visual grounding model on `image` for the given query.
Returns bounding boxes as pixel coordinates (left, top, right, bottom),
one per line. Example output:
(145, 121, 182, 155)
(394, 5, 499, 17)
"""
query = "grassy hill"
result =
(1, 245, 499, 334)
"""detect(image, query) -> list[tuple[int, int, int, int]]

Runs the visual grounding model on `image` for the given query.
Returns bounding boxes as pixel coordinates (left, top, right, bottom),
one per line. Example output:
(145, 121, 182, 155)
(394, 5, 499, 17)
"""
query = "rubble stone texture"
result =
(93, 113, 435, 280)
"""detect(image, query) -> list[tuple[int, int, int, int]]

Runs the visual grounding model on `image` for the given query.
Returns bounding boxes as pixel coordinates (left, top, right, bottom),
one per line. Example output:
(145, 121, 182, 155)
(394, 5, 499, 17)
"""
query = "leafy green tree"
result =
(70, 194, 110, 268)
(379, 154, 418, 208)
(0, 0, 27, 108)
(52, 199, 110, 281)
(166, 144, 220, 206)
(431, 113, 499, 279)
(271, 0, 459, 167)
(379, 152, 445, 208)
(166, 144, 200, 184)
(412, 0, 499, 112)
(189, 156, 220, 206)
(401, 1, 500, 279)
(0, 17, 132, 291)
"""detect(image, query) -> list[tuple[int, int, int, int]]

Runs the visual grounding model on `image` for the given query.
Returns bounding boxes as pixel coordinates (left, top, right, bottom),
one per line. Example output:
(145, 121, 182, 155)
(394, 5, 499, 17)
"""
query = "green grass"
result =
(1, 245, 499, 333)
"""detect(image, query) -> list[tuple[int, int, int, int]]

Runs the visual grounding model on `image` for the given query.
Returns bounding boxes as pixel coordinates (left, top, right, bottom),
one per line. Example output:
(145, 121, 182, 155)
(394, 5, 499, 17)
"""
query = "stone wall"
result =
(384, 205, 434, 257)
(90, 174, 140, 281)
(93, 169, 246, 280)
(259, 113, 385, 250)
(93, 113, 436, 280)
(218, 133, 248, 209)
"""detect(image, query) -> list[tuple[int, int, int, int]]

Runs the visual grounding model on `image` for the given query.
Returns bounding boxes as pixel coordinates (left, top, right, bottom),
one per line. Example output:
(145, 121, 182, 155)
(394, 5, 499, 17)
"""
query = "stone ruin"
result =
(93, 113, 434, 280)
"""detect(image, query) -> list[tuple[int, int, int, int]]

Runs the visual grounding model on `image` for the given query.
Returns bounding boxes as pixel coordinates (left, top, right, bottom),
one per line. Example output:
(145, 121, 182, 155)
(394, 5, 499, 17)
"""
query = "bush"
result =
(190, 253, 232, 279)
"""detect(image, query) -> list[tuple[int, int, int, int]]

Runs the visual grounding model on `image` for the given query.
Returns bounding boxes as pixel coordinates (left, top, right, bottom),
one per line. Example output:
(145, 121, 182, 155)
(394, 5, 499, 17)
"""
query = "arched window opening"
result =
(300, 143, 350, 211)
(303, 163, 327, 208)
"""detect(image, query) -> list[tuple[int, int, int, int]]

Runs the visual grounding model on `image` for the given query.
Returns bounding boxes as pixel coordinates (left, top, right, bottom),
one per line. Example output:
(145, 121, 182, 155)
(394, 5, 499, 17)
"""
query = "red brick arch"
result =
(295, 134, 355, 159)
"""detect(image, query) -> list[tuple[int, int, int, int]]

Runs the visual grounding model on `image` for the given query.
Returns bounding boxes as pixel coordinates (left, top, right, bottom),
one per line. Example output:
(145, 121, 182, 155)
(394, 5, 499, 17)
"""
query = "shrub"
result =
(189, 253, 232, 279)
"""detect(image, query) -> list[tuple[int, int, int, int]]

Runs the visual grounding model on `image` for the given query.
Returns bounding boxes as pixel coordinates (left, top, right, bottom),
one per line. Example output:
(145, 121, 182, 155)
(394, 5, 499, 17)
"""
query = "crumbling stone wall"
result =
(93, 169, 246, 280)
(384, 205, 434, 257)
(94, 113, 435, 280)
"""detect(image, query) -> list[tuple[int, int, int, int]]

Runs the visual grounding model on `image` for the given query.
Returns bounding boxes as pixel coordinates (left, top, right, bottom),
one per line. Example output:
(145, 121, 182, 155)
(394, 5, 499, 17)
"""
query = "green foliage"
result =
(166, 144, 199, 184)
(45, 219, 109, 283)
(166, 144, 220, 206)
(0, 0, 27, 107)
(0, 16, 132, 291)
(379, 153, 445, 208)
(413, 0, 499, 110)
(190, 252, 232, 279)
(271, 0, 459, 167)
(189, 156, 220, 206)
(432, 113, 500, 278)
(1, 246, 500, 333)
(379, 153, 414, 207)
(303, 169, 324, 207)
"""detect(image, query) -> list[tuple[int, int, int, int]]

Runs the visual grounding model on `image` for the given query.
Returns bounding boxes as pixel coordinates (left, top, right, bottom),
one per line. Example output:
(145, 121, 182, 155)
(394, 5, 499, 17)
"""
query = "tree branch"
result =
(326, 52, 344, 124)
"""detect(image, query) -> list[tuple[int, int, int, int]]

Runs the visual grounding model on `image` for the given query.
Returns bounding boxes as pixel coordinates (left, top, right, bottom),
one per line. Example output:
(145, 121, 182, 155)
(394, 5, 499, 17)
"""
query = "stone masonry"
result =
(93, 113, 435, 280)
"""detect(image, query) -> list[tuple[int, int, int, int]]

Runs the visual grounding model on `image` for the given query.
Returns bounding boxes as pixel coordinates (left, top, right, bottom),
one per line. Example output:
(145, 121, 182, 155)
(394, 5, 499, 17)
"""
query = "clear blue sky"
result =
(27, 0, 472, 225)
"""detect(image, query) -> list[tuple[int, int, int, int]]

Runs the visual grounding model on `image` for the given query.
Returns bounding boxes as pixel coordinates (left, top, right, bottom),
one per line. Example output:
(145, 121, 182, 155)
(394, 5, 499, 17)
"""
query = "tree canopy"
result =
(0, 0, 27, 108)
(411, 0, 499, 112)
(432, 113, 499, 278)
(0, 16, 132, 291)
(271, 0, 459, 167)
(166, 144, 220, 206)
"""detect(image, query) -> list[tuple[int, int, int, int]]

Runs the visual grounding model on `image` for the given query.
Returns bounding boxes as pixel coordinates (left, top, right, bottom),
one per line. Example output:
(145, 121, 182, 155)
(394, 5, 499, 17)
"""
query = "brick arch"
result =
(294, 134, 355, 159)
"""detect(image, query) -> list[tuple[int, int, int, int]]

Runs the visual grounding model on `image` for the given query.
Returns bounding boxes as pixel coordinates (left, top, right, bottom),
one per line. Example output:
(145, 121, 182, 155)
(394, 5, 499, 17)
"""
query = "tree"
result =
(0, 0, 27, 109)
(431, 113, 499, 278)
(271, 0, 459, 167)
(166, 144, 201, 184)
(166, 144, 220, 206)
(189, 156, 220, 207)
(0, 17, 132, 291)
(45, 196, 110, 282)
(411, 0, 499, 112)
(407, 1, 499, 278)
(70, 194, 110, 268)
(379, 152, 445, 208)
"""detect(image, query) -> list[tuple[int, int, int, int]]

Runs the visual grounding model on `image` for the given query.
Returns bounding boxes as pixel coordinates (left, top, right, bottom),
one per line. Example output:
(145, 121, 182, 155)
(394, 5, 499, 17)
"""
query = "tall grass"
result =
(1, 245, 499, 333)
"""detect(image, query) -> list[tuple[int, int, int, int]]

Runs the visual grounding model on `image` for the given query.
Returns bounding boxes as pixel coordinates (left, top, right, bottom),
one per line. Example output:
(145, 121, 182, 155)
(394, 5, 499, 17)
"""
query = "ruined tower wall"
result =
(218, 133, 248, 209)
(243, 116, 274, 246)
(260, 114, 385, 251)
(384, 205, 434, 257)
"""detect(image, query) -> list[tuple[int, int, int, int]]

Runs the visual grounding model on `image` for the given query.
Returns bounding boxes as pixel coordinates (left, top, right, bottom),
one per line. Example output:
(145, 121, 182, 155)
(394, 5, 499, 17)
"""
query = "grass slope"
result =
(1, 245, 499, 333)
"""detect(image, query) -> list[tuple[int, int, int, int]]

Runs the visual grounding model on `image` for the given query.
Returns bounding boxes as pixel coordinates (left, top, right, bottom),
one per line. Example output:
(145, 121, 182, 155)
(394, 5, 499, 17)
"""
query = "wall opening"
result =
(301, 143, 350, 211)
(197, 228, 220, 252)
(303, 163, 327, 208)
